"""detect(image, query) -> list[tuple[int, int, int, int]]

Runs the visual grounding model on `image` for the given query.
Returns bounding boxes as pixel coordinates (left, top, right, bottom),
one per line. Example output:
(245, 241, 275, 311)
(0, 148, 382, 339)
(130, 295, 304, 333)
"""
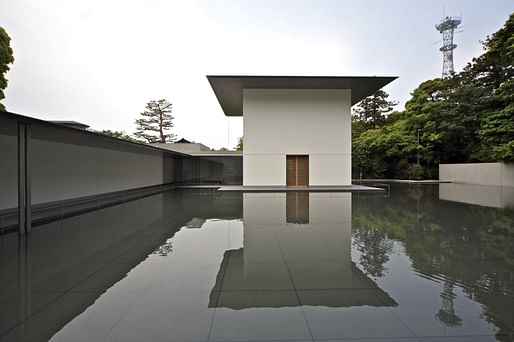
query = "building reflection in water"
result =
(209, 192, 397, 309)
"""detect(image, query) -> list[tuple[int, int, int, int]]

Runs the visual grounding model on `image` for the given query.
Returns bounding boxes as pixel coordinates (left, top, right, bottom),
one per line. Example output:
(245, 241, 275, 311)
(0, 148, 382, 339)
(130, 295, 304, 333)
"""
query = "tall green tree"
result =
(352, 90, 401, 178)
(478, 79, 514, 162)
(461, 13, 514, 90)
(352, 12, 514, 178)
(0, 26, 14, 111)
(401, 76, 486, 167)
(352, 89, 398, 129)
(465, 13, 514, 162)
(134, 99, 177, 143)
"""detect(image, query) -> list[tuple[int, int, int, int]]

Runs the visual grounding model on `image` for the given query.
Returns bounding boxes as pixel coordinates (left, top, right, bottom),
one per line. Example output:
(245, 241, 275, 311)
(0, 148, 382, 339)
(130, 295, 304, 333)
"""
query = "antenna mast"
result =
(435, 15, 462, 77)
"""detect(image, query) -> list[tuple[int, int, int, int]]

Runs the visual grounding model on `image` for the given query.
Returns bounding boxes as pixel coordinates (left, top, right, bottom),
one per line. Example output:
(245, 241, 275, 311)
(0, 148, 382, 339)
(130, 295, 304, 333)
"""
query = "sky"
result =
(1, 0, 513, 149)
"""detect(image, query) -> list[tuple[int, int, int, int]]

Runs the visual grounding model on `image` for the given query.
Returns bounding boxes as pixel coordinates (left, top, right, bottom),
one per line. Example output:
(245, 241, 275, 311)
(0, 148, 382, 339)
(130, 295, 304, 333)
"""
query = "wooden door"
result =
(286, 156, 297, 187)
(297, 156, 309, 186)
(286, 155, 309, 187)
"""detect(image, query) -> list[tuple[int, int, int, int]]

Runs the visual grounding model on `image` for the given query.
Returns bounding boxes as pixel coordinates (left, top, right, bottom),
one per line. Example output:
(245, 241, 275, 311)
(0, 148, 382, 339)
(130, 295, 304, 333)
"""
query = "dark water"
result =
(0, 184, 513, 342)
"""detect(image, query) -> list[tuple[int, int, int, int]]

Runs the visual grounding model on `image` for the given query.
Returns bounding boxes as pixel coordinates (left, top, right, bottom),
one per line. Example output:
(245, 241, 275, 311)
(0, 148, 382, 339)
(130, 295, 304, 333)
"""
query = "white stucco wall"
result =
(243, 89, 351, 186)
(439, 163, 514, 187)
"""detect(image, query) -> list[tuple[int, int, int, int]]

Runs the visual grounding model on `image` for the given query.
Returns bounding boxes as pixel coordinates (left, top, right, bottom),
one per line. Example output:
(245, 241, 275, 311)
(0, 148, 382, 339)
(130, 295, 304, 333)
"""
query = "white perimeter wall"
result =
(31, 138, 164, 205)
(243, 89, 351, 186)
(0, 138, 165, 210)
(439, 163, 514, 187)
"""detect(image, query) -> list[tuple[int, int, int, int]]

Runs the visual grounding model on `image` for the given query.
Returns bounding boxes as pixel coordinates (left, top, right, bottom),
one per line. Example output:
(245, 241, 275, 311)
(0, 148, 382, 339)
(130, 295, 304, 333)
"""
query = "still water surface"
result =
(0, 184, 513, 341)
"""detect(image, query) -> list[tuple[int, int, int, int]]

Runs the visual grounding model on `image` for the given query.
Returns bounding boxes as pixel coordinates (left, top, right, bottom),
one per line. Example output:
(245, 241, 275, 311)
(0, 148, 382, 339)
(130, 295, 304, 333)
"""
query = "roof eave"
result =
(207, 75, 398, 116)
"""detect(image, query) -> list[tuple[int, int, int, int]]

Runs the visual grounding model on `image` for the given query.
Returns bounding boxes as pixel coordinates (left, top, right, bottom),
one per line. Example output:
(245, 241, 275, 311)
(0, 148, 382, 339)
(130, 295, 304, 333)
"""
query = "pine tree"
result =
(134, 99, 176, 143)
(353, 90, 398, 128)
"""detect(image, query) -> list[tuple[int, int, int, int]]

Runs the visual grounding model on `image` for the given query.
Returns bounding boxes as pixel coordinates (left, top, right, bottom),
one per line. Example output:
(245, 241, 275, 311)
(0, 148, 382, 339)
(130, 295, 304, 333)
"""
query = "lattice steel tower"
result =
(436, 16, 462, 77)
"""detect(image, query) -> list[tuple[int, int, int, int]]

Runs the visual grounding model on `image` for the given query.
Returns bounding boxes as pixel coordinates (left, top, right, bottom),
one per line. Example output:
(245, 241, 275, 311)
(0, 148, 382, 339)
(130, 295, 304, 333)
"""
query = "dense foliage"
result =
(0, 26, 14, 111)
(352, 13, 514, 179)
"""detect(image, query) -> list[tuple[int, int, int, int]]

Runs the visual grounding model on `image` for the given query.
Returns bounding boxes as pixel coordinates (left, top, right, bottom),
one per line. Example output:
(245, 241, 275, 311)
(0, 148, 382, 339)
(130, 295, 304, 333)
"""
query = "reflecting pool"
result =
(0, 184, 513, 341)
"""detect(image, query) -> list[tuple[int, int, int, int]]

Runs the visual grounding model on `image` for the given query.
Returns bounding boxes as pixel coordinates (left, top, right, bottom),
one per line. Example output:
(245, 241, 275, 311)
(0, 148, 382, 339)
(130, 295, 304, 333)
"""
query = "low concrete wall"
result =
(504, 163, 514, 187)
(439, 163, 514, 187)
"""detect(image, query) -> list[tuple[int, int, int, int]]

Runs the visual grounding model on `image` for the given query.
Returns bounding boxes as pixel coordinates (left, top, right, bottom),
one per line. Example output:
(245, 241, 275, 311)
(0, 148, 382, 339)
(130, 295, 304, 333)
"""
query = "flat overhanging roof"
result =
(207, 75, 398, 116)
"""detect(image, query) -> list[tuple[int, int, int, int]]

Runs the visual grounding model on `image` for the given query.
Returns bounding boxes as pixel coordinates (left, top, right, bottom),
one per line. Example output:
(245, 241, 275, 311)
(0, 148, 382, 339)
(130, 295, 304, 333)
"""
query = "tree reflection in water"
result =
(152, 238, 173, 256)
(352, 183, 514, 339)
(352, 227, 394, 277)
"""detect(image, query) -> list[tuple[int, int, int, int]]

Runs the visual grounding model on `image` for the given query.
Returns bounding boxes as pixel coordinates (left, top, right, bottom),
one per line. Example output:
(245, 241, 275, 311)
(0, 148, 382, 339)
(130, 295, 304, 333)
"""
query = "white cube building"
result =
(208, 76, 396, 187)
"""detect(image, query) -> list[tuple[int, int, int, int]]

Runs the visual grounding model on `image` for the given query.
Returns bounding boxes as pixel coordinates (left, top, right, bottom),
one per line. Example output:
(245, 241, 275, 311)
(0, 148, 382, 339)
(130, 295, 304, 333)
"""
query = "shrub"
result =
(407, 164, 424, 180)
